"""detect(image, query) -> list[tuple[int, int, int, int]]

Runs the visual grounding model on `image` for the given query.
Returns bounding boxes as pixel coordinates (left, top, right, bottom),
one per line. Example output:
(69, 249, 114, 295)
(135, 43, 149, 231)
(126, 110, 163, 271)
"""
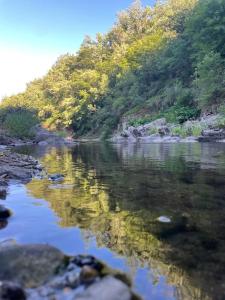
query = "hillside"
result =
(1, 0, 225, 139)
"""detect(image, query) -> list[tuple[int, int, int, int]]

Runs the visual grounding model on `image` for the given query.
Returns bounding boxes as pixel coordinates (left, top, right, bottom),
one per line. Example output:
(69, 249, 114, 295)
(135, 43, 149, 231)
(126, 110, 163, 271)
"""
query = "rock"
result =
(0, 151, 42, 182)
(48, 174, 65, 182)
(0, 244, 139, 300)
(144, 118, 166, 128)
(0, 244, 65, 288)
(0, 205, 11, 219)
(156, 216, 171, 223)
(80, 266, 99, 283)
(0, 281, 26, 300)
(38, 141, 48, 146)
(0, 219, 8, 230)
(198, 128, 225, 142)
(75, 276, 132, 300)
(121, 130, 130, 138)
(158, 126, 170, 136)
(199, 114, 221, 128)
(0, 187, 7, 199)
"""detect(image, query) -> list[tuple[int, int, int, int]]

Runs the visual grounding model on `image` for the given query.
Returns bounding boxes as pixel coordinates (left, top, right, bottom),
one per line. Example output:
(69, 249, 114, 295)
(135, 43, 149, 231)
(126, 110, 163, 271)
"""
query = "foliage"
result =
(171, 123, 204, 137)
(1, 108, 39, 139)
(194, 52, 225, 108)
(0, 0, 224, 138)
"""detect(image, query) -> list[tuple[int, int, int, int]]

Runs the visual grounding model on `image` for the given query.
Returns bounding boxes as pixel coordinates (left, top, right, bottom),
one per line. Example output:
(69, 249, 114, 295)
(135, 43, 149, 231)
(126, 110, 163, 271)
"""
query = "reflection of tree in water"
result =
(27, 143, 225, 300)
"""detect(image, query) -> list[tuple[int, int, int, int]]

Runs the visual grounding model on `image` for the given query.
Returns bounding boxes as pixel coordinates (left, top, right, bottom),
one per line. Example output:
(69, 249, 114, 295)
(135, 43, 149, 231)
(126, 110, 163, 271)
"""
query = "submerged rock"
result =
(156, 216, 172, 223)
(0, 205, 11, 219)
(0, 187, 7, 200)
(48, 174, 65, 182)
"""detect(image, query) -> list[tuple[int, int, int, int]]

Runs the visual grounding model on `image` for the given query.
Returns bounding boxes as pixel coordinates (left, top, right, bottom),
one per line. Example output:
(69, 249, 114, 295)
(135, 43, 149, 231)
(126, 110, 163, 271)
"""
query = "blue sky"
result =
(0, 0, 155, 98)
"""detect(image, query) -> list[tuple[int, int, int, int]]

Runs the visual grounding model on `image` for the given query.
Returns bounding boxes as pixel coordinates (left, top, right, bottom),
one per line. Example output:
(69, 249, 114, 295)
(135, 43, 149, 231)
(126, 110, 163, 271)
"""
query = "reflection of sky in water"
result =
(0, 183, 176, 300)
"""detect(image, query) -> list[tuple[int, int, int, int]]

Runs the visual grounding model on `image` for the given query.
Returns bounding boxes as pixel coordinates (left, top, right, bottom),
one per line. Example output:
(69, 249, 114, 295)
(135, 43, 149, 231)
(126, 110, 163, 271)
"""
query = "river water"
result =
(1, 142, 225, 300)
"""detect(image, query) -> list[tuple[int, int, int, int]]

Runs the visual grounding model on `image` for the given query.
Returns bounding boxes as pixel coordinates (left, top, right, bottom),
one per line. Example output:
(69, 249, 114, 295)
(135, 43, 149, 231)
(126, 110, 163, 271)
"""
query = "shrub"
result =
(195, 52, 225, 108)
(163, 106, 200, 124)
(3, 110, 39, 139)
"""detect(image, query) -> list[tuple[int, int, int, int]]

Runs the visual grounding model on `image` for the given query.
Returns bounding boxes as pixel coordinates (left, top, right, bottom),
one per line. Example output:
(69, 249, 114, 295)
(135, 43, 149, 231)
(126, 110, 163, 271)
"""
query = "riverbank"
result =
(0, 126, 77, 148)
(110, 114, 225, 144)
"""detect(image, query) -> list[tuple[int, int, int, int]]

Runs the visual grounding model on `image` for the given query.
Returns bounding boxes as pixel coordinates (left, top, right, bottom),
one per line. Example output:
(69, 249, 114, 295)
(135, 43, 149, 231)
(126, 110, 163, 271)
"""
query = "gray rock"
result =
(38, 141, 48, 146)
(75, 276, 132, 300)
(0, 151, 42, 182)
(0, 244, 65, 288)
(198, 128, 225, 142)
(158, 126, 170, 136)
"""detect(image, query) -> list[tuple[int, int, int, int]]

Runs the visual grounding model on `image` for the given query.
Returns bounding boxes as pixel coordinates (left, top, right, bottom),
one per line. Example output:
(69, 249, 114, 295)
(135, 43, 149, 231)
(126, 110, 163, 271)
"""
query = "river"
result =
(1, 142, 225, 300)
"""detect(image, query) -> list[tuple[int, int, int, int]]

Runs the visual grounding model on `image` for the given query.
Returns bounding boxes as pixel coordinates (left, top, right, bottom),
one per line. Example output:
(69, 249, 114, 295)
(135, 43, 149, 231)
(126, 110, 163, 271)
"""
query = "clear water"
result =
(1, 142, 225, 300)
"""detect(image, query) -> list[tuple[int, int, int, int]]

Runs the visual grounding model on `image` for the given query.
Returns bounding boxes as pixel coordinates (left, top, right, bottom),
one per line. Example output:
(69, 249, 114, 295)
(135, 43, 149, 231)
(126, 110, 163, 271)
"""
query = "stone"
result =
(198, 128, 225, 142)
(80, 266, 99, 283)
(0, 187, 7, 199)
(72, 255, 104, 271)
(0, 281, 26, 300)
(0, 244, 65, 288)
(75, 276, 132, 300)
(0, 244, 139, 300)
(0, 219, 8, 230)
(0, 205, 11, 219)
(0, 151, 42, 182)
(158, 126, 170, 136)
(38, 141, 48, 146)
(156, 216, 172, 223)
(48, 174, 65, 182)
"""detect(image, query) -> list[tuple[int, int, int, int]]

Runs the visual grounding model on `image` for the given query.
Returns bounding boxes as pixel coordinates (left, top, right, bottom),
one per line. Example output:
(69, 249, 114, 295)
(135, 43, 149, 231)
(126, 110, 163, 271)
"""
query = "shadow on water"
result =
(3, 142, 225, 299)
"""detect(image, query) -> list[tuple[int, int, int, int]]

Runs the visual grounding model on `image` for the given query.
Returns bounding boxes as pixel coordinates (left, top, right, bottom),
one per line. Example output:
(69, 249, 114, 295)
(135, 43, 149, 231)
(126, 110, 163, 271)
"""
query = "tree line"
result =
(1, 0, 225, 138)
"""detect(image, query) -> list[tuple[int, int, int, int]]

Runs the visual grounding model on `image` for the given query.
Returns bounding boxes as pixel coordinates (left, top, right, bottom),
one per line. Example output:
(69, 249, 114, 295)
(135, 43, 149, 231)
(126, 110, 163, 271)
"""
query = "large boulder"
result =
(0, 244, 65, 288)
(198, 129, 225, 142)
(0, 244, 139, 300)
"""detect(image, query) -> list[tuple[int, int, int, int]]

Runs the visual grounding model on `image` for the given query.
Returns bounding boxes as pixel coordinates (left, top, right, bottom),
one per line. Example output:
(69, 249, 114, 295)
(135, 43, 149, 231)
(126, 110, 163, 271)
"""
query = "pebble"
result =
(156, 216, 172, 223)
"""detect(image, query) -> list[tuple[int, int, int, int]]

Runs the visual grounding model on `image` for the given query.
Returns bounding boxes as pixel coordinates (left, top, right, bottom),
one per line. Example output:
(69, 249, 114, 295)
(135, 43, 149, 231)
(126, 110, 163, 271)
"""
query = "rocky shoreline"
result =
(0, 150, 44, 228)
(111, 114, 225, 144)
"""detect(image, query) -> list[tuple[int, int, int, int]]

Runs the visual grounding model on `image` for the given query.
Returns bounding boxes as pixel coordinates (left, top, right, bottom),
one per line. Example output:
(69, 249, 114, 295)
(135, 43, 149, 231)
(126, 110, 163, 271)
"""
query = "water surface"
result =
(1, 142, 225, 300)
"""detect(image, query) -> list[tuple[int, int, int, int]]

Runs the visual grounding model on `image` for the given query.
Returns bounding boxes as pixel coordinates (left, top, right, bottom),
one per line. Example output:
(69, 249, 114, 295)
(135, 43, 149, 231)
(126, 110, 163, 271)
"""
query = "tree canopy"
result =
(1, 0, 225, 137)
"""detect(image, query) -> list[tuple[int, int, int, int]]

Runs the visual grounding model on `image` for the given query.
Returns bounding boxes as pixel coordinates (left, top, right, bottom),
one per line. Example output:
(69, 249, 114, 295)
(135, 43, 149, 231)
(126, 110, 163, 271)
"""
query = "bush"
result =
(3, 110, 39, 139)
(171, 123, 204, 137)
(163, 106, 200, 124)
(195, 52, 225, 108)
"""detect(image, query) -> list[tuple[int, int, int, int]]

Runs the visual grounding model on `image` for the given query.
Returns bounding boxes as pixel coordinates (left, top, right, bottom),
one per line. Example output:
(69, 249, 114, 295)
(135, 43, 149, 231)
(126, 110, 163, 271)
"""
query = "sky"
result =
(0, 0, 155, 99)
